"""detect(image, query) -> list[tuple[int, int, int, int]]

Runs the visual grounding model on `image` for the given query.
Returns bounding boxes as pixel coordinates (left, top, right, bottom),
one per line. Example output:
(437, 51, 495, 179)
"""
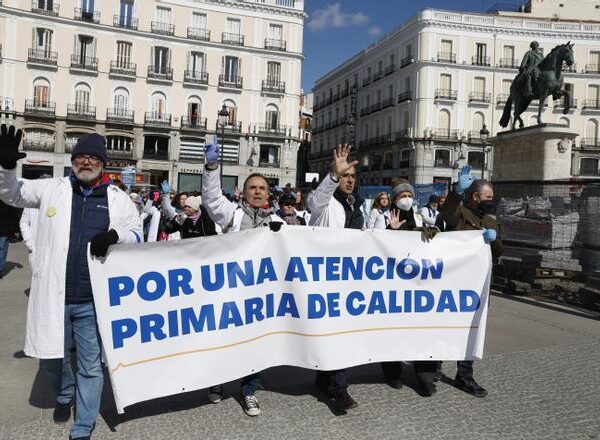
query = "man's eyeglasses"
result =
(73, 155, 102, 165)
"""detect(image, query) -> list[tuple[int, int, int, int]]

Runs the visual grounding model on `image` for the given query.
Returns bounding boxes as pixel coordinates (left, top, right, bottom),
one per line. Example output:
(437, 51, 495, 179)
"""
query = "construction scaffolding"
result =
(493, 180, 600, 312)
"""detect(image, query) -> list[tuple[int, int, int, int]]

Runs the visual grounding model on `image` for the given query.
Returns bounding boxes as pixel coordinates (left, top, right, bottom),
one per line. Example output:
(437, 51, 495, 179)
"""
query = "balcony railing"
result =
(581, 138, 600, 148)
(261, 79, 285, 94)
(432, 129, 459, 141)
(74, 8, 100, 23)
(222, 32, 244, 46)
(398, 91, 412, 103)
(27, 48, 58, 66)
(106, 148, 133, 159)
(259, 160, 280, 168)
(437, 52, 457, 63)
(181, 115, 207, 130)
(184, 70, 209, 85)
(362, 77, 372, 87)
(67, 104, 96, 120)
(373, 70, 383, 81)
(554, 98, 577, 109)
(187, 27, 210, 41)
(23, 140, 54, 152)
(468, 131, 483, 144)
(585, 64, 600, 74)
(257, 124, 287, 136)
(384, 64, 396, 75)
(151, 22, 175, 36)
(144, 112, 171, 126)
(562, 63, 577, 73)
(382, 97, 395, 109)
(110, 61, 136, 77)
(147, 65, 173, 81)
(219, 121, 243, 133)
(31, 1, 59, 16)
(469, 92, 492, 103)
(497, 93, 510, 104)
(400, 55, 415, 68)
(435, 89, 457, 100)
(143, 150, 169, 161)
(113, 15, 138, 30)
(472, 55, 491, 66)
(498, 58, 519, 69)
(582, 100, 600, 111)
(106, 108, 134, 123)
(264, 38, 286, 51)
(218, 74, 243, 89)
(24, 99, 56, 116)
(70, 55, 98, 71)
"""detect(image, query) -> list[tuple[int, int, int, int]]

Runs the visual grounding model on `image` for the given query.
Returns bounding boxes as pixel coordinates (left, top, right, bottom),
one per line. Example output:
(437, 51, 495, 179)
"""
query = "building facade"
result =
(310, 2, 600, 188)
(0, 0, 305, 192)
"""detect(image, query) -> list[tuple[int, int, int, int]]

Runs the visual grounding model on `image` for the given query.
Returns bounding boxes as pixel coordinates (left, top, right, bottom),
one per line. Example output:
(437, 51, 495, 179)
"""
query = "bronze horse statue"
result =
(500, 42, 575, 130)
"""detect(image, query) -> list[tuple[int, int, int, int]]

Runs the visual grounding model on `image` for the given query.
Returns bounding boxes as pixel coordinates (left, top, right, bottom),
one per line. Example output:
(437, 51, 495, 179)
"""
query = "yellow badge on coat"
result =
(46, 206, 57, 217)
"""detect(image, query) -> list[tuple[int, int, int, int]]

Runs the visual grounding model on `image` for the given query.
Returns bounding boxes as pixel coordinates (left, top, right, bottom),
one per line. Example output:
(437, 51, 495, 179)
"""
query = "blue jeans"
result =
(241, 373, 261, 396)
(0, 236, 9, 274)
(42, 303, 103, 438)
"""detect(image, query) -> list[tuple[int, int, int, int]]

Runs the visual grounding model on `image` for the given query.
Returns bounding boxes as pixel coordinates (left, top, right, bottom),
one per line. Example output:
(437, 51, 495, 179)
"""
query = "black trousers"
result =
(381, 361, 441, 384)
(456, 360, 474, 379)
(316, 369, 348, 396)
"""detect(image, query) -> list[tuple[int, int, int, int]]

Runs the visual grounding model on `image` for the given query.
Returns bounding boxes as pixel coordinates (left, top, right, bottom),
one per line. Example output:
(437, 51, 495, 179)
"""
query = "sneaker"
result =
(332, 391, 358, 412)
(454, 376, 488, 398)
(208, 385, 224, 404)
(242, 394, 260, 416)
(53, 401, 72, 424)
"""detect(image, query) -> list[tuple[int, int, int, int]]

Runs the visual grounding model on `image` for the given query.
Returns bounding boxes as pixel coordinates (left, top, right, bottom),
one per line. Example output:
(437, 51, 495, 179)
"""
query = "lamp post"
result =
(217, 104, 229, 182)
(479, 124, 490, 180)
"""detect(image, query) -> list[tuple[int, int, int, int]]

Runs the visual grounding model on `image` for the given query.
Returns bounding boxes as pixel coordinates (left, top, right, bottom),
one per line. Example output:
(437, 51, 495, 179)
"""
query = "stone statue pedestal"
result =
(490, 124, 577, 182)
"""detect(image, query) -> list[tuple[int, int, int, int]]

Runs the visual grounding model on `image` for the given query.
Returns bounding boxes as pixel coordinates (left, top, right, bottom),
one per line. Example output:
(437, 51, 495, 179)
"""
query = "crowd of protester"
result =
(0, 126, 501, 439)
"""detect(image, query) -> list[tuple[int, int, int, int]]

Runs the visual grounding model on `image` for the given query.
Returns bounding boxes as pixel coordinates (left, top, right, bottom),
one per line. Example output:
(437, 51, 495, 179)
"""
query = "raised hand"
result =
(331, 144, 359, 180)
(160, 180, 170, 195)
(456, 165, 474, 195)
(205, 141, 220, 164)
(0, 124, 26, 170)
(388, 209, 407, 230)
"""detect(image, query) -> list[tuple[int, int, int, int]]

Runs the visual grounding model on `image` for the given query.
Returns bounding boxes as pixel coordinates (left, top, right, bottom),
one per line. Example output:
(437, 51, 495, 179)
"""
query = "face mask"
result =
(478, 200, 496, 215)
(396, 197, 413, 211)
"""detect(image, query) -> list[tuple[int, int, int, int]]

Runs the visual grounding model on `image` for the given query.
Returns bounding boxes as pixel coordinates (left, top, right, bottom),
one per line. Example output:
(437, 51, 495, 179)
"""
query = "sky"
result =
(301, 0, 505, 92)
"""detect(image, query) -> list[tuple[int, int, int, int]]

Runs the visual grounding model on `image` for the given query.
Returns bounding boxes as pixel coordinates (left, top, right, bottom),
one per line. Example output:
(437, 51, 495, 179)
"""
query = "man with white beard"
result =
(0, 125, 142, 440)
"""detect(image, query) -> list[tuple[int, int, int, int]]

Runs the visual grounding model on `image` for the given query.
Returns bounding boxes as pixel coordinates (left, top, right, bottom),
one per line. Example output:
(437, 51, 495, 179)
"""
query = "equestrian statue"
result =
(500, 41, 575, 130)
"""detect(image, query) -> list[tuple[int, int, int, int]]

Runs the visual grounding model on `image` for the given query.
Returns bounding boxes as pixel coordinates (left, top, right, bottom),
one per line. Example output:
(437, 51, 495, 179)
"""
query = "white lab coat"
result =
(307, 174, 347, 228)
(0, 169, 142, 359)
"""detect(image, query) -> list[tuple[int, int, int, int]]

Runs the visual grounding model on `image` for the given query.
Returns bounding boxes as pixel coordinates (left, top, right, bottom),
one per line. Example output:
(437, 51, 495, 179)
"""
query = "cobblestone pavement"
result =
(1, 242, 599, 440)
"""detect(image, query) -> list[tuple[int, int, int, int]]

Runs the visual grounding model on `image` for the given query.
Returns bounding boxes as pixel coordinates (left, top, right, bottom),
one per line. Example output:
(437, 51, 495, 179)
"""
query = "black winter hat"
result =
(279, 193, 296, 206)
(71, 133, 108, 165)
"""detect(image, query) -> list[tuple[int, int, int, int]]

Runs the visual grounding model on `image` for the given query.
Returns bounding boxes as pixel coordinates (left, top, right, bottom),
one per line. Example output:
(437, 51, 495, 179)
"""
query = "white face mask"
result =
(396, 197, 413, 211)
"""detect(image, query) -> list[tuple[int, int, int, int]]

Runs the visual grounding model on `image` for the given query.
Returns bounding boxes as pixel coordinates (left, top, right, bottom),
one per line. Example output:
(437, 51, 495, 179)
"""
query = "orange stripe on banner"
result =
(110, 325, 478, 374)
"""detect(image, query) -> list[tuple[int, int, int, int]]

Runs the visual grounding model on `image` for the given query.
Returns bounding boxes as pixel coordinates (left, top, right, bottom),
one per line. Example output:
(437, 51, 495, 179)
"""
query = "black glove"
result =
(0, 124, 26, 170)
(90, 229, 119, 257)
(420, 227, 439, 243)
(310, 177, 319, 191)
(269, 221, 283, 232)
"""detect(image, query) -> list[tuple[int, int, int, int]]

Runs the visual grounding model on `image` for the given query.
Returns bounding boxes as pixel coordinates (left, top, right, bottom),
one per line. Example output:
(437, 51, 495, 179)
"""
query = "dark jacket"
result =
(0, 199, 22, 237)
(164, 208, 217, 239)
(439, 191, 503, 259)
(387, 206, 417, 231)
(65, 180, 110, 304)
(333, 188, 364, 230)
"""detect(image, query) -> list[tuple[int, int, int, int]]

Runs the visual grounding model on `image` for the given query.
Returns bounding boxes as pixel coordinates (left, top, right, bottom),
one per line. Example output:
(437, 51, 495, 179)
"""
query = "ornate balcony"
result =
(113, 15, 138, 30)
(151, 22, 175, 36)
(435, 89, 457, 101)
(70, 54, 98, 72)
(181, 115, 207, 130)
(256, 124, 287, 136)
(585, 64, 600, 74)
(264, 38, 286, 51)
(24, 99, 55, 117)
(468, 92, 492, 103)
(187, 27, 210, 41)
(23, 140, 55, 152)
(398, 91, 412, 103)
(432, 128, 460, 141)
(437, 52, 456, 63)
(222, 32, 244, 46)
(582, 100, 600, 111)
(74, 8, 100, 23)
(31, 1, 59, 16)
(580, 138, 600, 149)
(498, 58, 519, 69)
(184, 70, 209, 86)
(400, 55, 415, 68)
(147, 65, 173, 82)
(496, 93, 510, 105)
(106, 108, 134, 124)
(109, 61, 136, 78)
(218, 74, 243, 89)
(144, 112, 171, 127)
(261, 79, 285, 94)
(66, 104, 96, 121)
(554, 98, 577, 110)
(472, 55, 491, 66)
(27, 48, 58, 67)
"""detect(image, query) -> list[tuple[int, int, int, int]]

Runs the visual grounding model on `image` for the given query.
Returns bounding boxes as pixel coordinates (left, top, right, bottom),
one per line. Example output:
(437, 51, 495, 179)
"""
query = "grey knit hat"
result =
(392, 183, 415, 200)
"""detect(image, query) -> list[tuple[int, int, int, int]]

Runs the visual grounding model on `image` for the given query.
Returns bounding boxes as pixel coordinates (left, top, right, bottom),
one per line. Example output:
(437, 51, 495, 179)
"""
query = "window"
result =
(24, 128, 54, 148)
(590, 51, 600, 69)
(223, 100, 237, 125)
(119, 0, 134, 25)
(116, 41, 132, 67)
(107, 135, 133, 152)
(468, 151, 484, 169)
(440, 74, 451, 91)
(267, 61, 281, 82)
(474, 77, 486, 94)
(388, 84, 394, 99)
(404, 77, 411, 93)
(152, 47, 170, 73)
(586, 119, 599, 143)
(74, 83, 91, 111)
(74, 35, 95, 63)
(113, 87, 129, 112)
(438, 109, 451, 132)
(192, 12, 207, 29)
(405, 44, 413, 57)
(155, 6, 171, 23)
(503, 45, 515, 61)
(472, 112, 485, 131)
(222, 56, 240, 82)
(33, 28, 53, 53)
(580, 157, 599, 175)
(33, 78, 50, 106)
(36, 0, 55, 12)
(475, 43, 487, 64)
(389, 53, 395, 66)
(269, 24, 282, 41)
(400, 149, 410, 167)
(81, 0, 95, 13)
(188, 51, 205, 74)
(187, 96, 202, 125)
(227, 18, 241, 35)
(402, 111, 409, 130)
(434, 149, 451, 168)
(265, 104, 279, 129)
(588, 85, 600, 101)
(260, 144, 280, 166)
(441, 39, 452, 55)
(151, 92, 167, 116)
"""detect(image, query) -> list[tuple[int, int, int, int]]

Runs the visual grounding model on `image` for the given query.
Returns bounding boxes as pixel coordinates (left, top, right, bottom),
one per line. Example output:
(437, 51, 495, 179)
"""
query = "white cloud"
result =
(308, 3, 371, 32)
(368, 26, 382, 36)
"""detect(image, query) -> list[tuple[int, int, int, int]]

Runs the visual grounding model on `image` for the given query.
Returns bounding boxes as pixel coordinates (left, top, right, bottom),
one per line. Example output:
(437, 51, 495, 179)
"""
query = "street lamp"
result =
(479, 124, 490, 180)
(217, 104, 229, 181)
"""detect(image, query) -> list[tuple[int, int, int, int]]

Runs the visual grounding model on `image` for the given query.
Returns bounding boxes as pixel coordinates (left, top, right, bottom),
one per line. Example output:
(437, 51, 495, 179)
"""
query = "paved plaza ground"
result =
(1, 242, 599, 440)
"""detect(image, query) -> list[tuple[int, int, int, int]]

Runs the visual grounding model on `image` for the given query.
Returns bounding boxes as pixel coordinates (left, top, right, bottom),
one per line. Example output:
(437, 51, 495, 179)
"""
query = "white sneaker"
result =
(242, 394, 260, 416)
(208, 385, 224, 403)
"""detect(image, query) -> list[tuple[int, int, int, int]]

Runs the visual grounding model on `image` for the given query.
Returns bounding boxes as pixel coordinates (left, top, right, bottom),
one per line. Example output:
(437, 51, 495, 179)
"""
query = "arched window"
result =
(74, 82, 91, 111)
(400, 149, 410, 168)
(265, 103, 279, 130)
(187, 95, 202, 126)
(151, 92, 167, 116)
(437, 109, 451, 137)
(33, 77, 50, 107)
(113, 87, 130, 114)
(585, 119, 599, 146)
(472, 112, 485, 131)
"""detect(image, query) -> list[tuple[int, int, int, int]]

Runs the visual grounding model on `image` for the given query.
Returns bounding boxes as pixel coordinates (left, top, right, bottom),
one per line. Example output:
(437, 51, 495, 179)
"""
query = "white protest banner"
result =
(88, 228, 491, 413)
